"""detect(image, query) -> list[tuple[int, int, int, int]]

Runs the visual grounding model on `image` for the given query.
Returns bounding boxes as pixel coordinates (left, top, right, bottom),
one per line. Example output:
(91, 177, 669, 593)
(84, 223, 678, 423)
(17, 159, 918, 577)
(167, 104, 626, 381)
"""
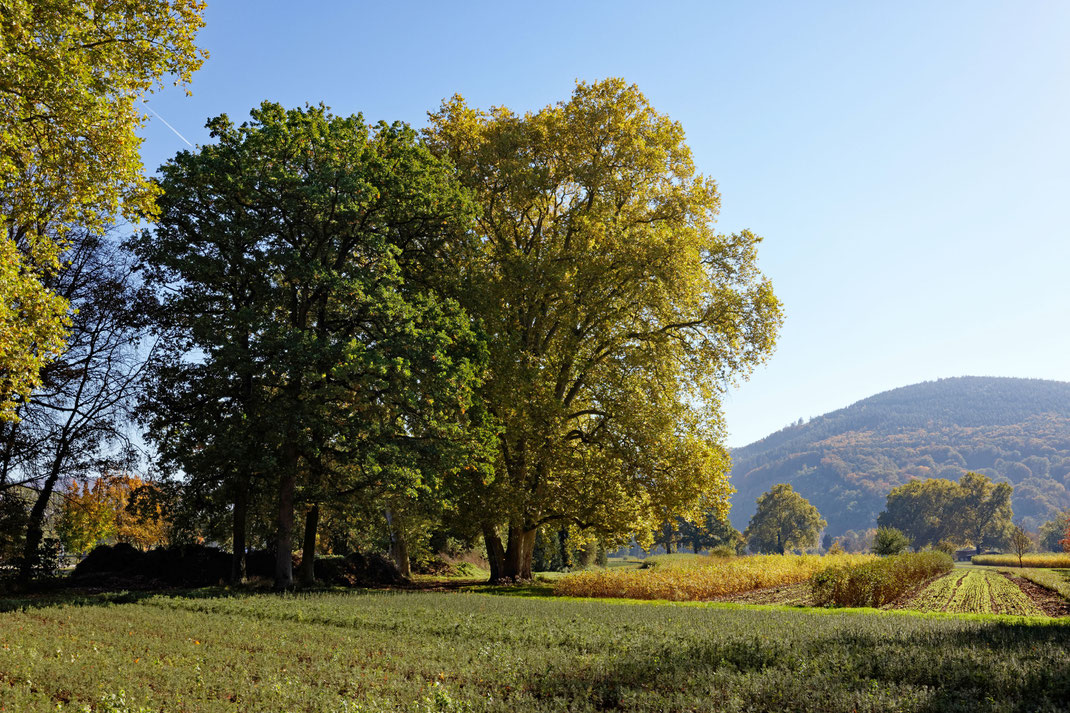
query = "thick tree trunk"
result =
(18, 442, 66, 583)
(384, 507, 410, 579)
(557, 528, 568, 569)
(483, 523, 506, 583)
(230, 474, 249, 584)
(502, 524, 536, 580)
(274, 442, 299, 590)
(299, 503, 319, 586)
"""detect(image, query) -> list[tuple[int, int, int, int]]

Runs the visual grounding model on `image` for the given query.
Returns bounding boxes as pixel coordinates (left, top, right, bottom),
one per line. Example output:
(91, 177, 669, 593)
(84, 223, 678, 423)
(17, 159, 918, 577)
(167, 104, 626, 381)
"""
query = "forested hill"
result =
(727, 377, 1070, 535)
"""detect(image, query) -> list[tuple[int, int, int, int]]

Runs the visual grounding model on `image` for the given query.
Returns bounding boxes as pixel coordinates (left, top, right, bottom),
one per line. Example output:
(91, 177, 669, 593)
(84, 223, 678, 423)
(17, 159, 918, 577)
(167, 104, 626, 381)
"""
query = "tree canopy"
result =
(135, 103, 491, 588)
(424, 79, 783, 580)
(0, 0, 206, 419)
(744, 483, 826, 554)
(877, 471, 1013, 553)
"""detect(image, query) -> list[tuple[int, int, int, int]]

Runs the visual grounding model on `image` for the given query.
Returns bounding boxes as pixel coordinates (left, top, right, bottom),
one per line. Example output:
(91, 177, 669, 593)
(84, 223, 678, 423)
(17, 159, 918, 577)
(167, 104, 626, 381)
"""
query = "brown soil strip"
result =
(1000, 572, 1070, 618)
(711, 582, 815, 606)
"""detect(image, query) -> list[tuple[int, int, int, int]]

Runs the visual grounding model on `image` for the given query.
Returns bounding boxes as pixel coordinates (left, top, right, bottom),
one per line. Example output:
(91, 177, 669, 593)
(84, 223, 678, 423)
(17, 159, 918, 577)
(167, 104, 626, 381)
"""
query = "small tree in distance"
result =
(872, 527, 912, 556)
(744, 484, 826, 554)
(1059, 517, 1070, 553)
(1009, 522, 1033, 567)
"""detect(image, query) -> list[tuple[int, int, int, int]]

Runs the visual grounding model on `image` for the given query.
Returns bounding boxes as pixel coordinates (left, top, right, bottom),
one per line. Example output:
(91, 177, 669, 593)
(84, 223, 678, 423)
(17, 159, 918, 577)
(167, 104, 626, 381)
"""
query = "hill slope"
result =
(728, 377, 1070, 535)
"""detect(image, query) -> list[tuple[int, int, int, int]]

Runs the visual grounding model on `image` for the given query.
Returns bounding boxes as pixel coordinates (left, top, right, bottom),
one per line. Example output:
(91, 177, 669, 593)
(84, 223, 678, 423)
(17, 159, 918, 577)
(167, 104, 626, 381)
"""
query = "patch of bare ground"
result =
(712, 582, 815, 606)
(1001, 572, 1070, 618)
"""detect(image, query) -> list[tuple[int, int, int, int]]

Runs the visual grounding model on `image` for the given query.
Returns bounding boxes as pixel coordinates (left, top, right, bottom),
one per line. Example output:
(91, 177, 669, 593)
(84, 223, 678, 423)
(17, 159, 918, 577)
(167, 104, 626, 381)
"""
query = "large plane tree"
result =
(425, 79, 784, 580)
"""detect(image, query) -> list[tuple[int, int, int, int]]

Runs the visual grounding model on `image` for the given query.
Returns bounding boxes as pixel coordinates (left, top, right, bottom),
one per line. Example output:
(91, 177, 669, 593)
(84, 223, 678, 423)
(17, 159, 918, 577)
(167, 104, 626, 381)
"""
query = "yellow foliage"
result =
(554, 553, 876, 601)
(57, 473, 170, 554)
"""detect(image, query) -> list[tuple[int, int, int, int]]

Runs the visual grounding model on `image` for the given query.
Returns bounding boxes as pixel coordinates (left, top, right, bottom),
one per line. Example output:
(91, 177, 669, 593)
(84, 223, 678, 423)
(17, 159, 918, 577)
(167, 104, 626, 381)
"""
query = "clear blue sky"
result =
(139, 1, 1070, 447)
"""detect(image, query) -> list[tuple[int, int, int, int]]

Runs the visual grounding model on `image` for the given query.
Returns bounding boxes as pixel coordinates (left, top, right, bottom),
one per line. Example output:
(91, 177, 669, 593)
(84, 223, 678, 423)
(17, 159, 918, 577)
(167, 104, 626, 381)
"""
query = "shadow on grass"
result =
(521, 614, 1070, 713)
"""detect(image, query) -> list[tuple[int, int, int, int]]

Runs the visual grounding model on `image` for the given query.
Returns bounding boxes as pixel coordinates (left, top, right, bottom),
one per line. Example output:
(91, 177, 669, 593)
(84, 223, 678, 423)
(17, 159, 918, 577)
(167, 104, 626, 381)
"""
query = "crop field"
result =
(972, 553, 1070, 568)
(904, 569, 1045, 616)
(996, 567, 1070, 601)
(554, 553, 875, 601)
(2, 590, 1070, 712)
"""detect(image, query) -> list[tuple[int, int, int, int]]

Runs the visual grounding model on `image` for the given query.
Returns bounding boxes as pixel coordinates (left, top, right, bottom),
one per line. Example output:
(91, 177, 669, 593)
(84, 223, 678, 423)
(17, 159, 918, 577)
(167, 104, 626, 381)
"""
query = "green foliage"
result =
(744, 483, 826, 554)
(872, 527, 912, 556)
(907, 569, 1044, 616)
(2, 590, 1069, 712)
(136, 102, 492, 586)
(1038, 510, 1070, 551)
(877, 471, 1013, 552)
(729, 377, 1070, 535)
(810, 552, 952, 608)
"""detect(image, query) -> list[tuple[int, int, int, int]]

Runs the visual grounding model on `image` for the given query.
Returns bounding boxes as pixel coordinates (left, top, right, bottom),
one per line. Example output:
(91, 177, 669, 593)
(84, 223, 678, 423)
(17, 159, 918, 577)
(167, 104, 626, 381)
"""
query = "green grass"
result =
(995, 567, 1070, 600)
(907, 569, 1045, 616)
(1, 589, 1069, 712)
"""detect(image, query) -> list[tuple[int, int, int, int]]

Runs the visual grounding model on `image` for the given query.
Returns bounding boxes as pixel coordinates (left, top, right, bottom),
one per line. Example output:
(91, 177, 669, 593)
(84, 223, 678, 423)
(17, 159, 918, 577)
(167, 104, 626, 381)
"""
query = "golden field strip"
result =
(554, 553, 875, 601)
(972, 553, 1070, 568)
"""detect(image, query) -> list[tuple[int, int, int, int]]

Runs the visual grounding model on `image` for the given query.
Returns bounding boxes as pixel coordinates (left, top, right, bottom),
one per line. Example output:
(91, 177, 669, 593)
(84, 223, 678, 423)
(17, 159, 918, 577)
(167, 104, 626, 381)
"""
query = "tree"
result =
(0, 0, 206, 419)
(0, 231, 156, 582)
(1060, 516, 1070, 553)
(425, 79, 783, 581)
(877, 472, 1013, 553)
(136, 103, 490, 589)
(951, 471, 1013, 555)
(1036, 510, 1069, 552)
(678, 511, 744, 554)
(744, 484, 826, 554)
(1009, 522, 1033, 567)
(876, 477, 958, 549)
(871, 527, 911, 556)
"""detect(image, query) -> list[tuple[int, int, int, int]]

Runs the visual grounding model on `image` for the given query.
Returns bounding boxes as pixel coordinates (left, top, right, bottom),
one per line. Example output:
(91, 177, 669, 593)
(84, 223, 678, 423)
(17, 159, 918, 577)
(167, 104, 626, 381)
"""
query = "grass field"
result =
(554, 553, 874, 601)
(994, 567, 1070, 600)
(905, 569, 1045, 616)
(1, 590, 1069, 712)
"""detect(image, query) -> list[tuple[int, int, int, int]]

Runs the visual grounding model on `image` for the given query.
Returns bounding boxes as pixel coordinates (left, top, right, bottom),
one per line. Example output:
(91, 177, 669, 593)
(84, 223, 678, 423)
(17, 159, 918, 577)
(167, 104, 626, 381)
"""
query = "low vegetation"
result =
(997, 567, 1070, 600)
(2, 591, 1069, 712)
(972, 553, 1070, 568)
(810, 552, 952, 608)
(906, 569, 1045, 616)
(554, 553, 873, 601)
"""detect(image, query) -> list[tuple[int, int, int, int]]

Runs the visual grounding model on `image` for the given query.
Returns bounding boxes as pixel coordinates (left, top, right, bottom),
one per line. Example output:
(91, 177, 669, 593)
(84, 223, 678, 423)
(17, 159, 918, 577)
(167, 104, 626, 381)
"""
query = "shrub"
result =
(810, 551, 952, 608)
(871, 527, 911, 556)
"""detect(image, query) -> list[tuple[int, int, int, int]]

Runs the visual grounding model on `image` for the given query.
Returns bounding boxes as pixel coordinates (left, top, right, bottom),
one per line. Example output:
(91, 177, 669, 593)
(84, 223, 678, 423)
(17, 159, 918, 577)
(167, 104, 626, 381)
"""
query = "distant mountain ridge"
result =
(727, 377, 1070, 535)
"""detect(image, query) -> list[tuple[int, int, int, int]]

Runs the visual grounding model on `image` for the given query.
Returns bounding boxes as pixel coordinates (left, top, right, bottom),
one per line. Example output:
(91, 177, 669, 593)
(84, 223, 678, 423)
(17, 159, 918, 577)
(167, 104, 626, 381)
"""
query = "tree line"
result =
(0, 5, 784, 588)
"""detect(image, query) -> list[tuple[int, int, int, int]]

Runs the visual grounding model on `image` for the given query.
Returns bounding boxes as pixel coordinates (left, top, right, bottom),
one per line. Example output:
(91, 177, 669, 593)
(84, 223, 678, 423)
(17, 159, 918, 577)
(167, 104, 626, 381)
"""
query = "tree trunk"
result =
(230, 473, 249, 584)
(502, 524, 536, 580)
(384, 507, 410, 579)
(274, 442, 299, 591)
(18, 442, 66, 584)
(557, 528, 569, 569)
(483, 523, 506, 583)
(298, 503, 320, 586)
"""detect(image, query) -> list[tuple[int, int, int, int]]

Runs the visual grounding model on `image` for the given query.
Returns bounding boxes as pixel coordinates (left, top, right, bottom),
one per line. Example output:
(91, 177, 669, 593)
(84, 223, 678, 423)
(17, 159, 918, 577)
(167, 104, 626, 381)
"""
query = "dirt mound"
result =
(72, 543, 230, 588)
(314, 552, 404, 587)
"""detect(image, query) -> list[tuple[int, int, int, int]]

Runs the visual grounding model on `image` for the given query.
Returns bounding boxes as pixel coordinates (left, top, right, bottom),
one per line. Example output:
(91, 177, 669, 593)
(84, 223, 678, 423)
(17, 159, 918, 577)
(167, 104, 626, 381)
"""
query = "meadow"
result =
(553, 553, 875, 601)
(1, 590, 1069, 712)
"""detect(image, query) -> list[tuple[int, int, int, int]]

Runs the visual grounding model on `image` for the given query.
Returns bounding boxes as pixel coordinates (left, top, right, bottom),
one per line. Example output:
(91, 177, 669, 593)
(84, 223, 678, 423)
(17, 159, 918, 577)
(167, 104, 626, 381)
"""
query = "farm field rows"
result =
(2, 590, 1070, 712)
(903, 569, 1045, 616)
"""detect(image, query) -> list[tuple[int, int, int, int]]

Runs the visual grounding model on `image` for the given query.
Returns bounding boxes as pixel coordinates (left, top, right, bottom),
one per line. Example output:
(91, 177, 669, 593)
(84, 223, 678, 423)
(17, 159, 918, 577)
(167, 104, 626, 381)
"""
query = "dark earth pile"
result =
(71, 543, 402, 588)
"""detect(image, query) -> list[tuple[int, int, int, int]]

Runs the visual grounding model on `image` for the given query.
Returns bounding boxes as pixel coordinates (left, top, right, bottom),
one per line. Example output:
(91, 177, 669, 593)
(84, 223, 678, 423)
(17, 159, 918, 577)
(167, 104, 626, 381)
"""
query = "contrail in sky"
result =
(143, 103, 193, 147)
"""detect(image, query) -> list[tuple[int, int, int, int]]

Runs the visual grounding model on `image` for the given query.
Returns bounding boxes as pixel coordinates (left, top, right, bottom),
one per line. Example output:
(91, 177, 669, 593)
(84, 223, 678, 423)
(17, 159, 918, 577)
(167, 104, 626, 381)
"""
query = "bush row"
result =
(810, 551, 952, 608)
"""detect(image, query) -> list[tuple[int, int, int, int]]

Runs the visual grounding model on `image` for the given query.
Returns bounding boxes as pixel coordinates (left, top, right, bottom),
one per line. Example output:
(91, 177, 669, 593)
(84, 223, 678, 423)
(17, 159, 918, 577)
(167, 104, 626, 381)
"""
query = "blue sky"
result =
(139, 1, 1070, 447)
